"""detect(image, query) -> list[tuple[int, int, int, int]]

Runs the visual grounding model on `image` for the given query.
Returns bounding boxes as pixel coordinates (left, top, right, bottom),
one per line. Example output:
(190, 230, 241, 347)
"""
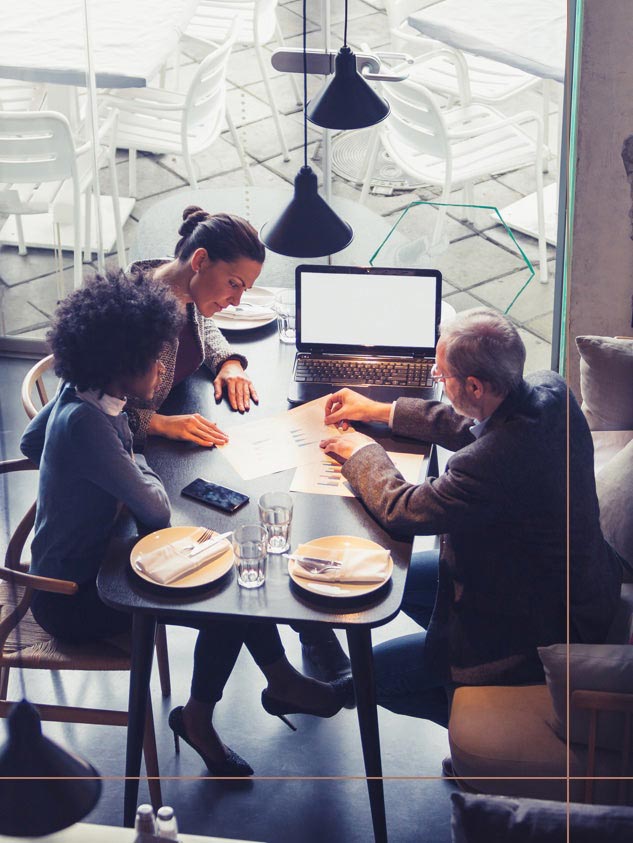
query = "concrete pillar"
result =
(567, 0, 633, 397)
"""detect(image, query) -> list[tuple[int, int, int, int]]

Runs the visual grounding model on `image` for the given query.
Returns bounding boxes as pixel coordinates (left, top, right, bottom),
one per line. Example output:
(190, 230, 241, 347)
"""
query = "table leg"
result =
(346, 627, 387, 843)
(124, 612, 157, 827)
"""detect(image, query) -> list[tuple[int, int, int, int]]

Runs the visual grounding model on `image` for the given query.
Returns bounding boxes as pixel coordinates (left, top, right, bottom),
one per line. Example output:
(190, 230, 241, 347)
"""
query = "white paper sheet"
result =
(290, 450, 427, 497)
(217, 396, 342, 480)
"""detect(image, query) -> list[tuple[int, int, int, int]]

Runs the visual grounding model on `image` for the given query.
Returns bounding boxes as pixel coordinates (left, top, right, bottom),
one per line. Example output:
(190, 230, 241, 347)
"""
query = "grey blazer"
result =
(343, 370, 622, 685)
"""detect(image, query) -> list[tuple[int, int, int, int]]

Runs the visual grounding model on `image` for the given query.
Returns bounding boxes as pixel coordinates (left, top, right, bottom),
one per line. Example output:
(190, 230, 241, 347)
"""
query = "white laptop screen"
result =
(297, 267, 440, 352)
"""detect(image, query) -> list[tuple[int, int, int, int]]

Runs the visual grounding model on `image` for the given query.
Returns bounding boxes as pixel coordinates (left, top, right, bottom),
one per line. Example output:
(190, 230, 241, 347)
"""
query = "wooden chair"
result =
(20, 354, 57, 420)
(20, 355, 172, 697)
(0, 457, 162, 807)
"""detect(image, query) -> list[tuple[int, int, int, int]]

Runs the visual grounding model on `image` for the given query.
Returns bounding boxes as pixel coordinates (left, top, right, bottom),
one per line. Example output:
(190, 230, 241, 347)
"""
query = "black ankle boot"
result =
(301, 630, 352, 681)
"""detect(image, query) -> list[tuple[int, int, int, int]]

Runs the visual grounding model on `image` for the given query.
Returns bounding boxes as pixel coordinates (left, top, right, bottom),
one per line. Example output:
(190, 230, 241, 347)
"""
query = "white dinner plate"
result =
(213, 285, 278, 331)
(130, 526, 234, 589)
(288, 535, 393, 598)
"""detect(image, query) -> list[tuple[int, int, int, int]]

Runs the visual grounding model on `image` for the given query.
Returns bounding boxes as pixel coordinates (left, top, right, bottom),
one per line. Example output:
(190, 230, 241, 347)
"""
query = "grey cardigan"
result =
(343, 370, 622, 686)
(125, 259, 248, 448)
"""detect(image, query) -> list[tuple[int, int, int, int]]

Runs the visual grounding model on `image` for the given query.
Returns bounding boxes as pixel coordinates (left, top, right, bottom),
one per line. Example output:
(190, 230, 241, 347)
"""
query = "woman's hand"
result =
(148, 413, 229, 447)
(213, 360, 259, 413)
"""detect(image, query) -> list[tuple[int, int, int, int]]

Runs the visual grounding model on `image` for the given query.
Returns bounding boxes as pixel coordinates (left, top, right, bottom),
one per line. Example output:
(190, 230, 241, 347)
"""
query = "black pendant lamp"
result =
(306, 0, 390, 130)
(260, 0, 353, 257)
(0, 699, 101, 837)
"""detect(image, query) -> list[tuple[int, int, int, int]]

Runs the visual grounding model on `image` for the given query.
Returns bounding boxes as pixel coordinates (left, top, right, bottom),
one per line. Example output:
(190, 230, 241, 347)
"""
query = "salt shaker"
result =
(134, 804, 157, 841)
(156, 805, 179, 840)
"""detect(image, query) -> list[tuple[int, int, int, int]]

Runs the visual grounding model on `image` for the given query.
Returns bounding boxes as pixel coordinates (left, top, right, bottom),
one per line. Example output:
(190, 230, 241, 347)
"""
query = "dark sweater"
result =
(20, 383, 170, 585)
(343, 371, 622, 685)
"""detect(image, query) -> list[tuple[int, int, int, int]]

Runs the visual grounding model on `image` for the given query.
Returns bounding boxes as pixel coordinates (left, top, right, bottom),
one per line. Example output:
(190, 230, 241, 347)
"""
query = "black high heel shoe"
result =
(261, 675, 354, 731)
(168, 706, 253, 777)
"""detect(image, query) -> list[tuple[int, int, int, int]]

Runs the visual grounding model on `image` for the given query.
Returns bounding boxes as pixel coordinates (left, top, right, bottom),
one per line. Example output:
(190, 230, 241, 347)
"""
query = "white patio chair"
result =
(384, 0, 542, 107)
(0, 110, 125, 297)
(360, 77, 548, 282)
(0, 81, 46, 112)
(181, 0, 296, 161)
(106, 17, 251, 195)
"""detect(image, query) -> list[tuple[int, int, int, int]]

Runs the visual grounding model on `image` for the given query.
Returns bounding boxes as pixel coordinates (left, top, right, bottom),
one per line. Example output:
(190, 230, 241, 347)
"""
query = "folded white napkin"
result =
(136, 537, 231, 584)
(221, 304, 275, 321)
(293, 543, 391, 583)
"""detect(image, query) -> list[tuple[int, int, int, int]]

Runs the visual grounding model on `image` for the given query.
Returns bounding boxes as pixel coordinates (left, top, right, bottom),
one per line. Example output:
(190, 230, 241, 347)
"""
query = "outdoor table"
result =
(408, 0, 567, 246)
(0, 0, 199, 253)
(97, 326, 432, 843)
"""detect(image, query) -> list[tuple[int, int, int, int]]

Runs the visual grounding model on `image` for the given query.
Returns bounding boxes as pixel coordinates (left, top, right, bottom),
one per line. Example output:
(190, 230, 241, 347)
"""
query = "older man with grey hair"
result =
(320, 307, 621, 732)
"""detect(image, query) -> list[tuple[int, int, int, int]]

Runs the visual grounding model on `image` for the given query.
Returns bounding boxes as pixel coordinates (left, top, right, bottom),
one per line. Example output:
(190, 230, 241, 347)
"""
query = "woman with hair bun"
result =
(127, 205, 266, 450)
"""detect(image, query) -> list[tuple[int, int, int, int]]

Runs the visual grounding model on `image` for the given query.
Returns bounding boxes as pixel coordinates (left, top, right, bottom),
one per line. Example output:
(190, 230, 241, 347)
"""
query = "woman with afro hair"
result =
(20, 271, 350, 777)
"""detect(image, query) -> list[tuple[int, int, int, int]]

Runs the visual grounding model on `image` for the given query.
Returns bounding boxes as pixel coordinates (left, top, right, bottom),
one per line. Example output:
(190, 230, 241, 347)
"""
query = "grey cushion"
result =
(576, 336, 633, 430)
(539, 643, 633, 751)
(451, 792, 633, 842)
(596, 437, 633, 571)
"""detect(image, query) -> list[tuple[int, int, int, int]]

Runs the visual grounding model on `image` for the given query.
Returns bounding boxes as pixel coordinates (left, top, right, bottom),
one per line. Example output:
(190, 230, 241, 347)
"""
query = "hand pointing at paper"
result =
(320, 430, 377, 464)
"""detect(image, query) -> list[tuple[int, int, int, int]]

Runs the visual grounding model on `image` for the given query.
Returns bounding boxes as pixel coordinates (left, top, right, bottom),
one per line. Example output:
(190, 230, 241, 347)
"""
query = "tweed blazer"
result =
(343, 370, 622, 686)
(125, 260, 248, 449)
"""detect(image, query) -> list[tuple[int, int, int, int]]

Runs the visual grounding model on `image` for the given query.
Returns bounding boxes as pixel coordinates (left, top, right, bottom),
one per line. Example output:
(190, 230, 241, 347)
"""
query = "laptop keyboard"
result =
(295, 357, 435, 387)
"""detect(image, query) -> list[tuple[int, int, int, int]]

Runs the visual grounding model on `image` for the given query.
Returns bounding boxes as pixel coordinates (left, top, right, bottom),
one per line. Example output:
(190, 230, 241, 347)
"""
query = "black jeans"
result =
(32, 580, 285, 704)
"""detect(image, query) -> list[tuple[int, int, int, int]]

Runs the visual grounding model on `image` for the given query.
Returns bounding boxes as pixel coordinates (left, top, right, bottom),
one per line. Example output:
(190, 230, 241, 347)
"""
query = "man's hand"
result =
(149, 413, 229, 447)
(320, 431, 376, 463)
(324, 388, 391, 426)
(213, 360, 259, 413)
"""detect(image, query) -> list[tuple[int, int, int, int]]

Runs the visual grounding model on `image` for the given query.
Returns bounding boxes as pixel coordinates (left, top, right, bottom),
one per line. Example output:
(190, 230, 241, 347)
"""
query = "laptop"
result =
(288, 264, 443, 404)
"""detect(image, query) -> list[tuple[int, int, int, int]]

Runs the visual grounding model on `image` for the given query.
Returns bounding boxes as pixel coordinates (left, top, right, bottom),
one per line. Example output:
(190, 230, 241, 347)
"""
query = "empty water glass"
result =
(258, 491, 293, 554)
(274, 289, 296, 344)
(232, 524, 267, 588)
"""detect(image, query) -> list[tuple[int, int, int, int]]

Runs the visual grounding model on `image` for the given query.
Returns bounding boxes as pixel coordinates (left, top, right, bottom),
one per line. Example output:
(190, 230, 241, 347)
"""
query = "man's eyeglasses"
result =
(430, 363, 461, 384)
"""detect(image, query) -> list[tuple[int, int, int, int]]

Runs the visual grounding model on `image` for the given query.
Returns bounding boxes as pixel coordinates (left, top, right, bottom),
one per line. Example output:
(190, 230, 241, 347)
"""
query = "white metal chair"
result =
(107, 17, 251, 195)
(0, 110, 125, 296)
(384, 0, 541, 107)
(181, 0, 297, 161)
(0, 81, 46, 112)
(360, 76, 548, 282)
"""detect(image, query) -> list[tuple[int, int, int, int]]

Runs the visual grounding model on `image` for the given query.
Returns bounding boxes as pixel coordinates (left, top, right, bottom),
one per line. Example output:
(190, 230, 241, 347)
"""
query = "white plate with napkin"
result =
(131, 526, 234, 588)
(213, 286, 277, 331)
(287, 535, 393, 597)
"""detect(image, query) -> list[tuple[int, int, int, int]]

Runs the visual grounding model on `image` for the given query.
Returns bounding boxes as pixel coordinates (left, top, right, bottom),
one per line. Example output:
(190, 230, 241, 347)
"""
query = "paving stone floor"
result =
(0, 0, 559, 374)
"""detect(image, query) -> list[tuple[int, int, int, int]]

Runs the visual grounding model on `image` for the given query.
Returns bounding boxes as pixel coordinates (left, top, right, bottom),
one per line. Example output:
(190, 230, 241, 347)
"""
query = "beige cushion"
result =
(576, 336, 633, 430)
(539, 643, 633, 752)
(596, 438, 633, 571)
(449, 685, 575, 800)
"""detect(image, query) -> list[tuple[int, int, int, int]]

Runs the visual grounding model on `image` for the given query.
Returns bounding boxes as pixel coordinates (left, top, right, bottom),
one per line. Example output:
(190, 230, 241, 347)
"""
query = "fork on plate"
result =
(177, 528, 214, 553)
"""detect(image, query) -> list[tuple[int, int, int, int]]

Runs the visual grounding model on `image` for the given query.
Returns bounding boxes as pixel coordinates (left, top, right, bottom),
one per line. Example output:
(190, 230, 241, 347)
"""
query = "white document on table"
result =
(217, 396, 341, 480)
(290, 451, 427, 497)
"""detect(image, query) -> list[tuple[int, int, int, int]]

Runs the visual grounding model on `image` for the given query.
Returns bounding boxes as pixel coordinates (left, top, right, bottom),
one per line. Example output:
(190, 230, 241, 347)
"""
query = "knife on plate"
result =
(286, 554, 342, 568)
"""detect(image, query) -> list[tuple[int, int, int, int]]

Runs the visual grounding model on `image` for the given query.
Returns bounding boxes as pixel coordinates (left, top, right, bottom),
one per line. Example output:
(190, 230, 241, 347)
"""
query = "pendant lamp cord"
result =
(302, 0, 308, 168)
(343, 0, 348, 47)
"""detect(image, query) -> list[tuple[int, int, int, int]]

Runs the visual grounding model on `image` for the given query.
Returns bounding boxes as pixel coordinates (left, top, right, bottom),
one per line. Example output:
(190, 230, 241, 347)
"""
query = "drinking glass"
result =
(232, 524, 267, 588)
(258, 491, 293, 554)
(274, 289, 296, 344)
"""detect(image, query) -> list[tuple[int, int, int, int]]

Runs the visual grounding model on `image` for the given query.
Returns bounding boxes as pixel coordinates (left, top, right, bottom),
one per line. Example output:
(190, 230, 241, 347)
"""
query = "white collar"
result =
(76, 388, 126, 417)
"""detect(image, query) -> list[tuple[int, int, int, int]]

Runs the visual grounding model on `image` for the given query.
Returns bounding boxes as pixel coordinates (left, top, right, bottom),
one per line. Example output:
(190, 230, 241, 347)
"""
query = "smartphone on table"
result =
(181, 478, 250, 513)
